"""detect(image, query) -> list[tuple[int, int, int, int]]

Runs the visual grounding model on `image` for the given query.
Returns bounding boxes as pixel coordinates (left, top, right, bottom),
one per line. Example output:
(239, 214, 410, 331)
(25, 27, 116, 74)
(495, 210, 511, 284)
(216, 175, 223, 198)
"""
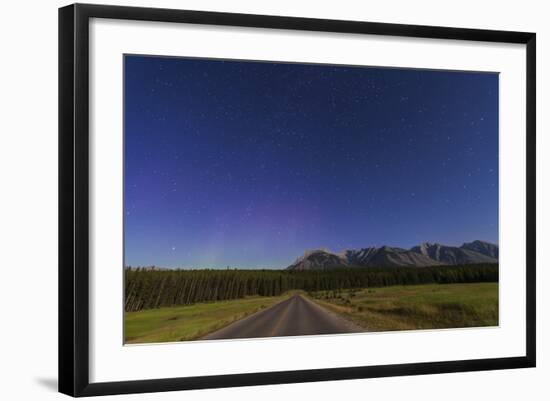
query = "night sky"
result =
(124, 55, 498, 269)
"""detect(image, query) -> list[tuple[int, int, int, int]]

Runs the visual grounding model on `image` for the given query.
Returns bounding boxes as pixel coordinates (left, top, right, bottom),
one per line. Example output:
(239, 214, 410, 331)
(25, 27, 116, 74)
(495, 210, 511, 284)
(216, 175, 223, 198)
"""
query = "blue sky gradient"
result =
(124, 56, 498, 268)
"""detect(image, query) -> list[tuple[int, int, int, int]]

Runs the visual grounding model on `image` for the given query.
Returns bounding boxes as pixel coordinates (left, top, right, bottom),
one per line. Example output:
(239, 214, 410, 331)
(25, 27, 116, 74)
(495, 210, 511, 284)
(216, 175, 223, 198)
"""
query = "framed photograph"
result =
(59, 3, 536, 397)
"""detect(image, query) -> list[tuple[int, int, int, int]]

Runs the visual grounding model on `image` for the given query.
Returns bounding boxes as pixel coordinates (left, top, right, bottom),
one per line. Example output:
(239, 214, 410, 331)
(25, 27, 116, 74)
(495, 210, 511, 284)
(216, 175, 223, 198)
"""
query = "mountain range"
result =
(286, 240, 498, 270)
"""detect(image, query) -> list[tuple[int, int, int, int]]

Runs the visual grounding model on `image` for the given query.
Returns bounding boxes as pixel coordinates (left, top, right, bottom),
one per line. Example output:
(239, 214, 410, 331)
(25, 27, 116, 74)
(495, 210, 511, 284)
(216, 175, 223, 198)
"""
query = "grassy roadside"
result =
(308, 282, 498, 332)
(125, 293, 292, 344)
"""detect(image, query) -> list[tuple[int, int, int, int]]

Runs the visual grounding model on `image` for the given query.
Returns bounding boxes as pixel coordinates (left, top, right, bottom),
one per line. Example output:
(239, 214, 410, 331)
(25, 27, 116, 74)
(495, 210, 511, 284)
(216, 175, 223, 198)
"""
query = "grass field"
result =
(309, 282, 498, 331)
(125, 293, 291, 344)
(125, 283, 498, 343)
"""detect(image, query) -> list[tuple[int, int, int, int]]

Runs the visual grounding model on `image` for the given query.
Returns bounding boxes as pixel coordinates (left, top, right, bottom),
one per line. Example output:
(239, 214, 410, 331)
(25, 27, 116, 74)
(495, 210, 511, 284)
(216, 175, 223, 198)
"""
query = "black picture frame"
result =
(59, 3, 536, 397)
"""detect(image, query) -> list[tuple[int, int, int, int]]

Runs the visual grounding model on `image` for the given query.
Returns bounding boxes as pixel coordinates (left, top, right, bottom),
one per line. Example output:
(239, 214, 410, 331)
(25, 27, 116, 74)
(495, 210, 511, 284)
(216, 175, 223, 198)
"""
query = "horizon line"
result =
(125, 238, 498, 270)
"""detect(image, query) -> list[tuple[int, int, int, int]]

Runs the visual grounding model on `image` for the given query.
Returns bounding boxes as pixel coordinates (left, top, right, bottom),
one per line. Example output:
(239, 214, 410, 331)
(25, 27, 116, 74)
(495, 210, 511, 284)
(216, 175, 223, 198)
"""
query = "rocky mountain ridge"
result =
(286, 240, 498, 270)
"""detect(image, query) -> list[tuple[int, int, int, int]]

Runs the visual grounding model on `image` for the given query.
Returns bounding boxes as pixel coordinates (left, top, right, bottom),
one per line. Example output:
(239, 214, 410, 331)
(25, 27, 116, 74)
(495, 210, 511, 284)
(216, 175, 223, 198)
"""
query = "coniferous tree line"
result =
(125, 264, 498, 312)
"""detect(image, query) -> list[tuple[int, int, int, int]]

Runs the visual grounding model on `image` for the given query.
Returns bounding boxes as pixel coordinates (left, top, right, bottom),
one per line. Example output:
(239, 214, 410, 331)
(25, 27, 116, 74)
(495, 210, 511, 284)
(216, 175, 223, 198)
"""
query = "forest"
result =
(124, 264, 498, 312)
